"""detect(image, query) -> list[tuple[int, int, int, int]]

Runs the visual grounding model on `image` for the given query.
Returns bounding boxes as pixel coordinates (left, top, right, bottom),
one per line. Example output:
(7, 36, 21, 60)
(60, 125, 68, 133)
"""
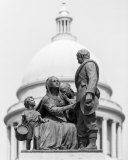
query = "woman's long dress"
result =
(38, 95, 78, 150)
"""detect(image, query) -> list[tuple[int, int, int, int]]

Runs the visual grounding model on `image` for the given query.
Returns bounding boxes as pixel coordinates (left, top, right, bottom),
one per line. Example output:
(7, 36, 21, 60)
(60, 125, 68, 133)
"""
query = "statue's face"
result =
(50, 77, 60, 88)
(77, 55, 84, 64)
(28, 97, 35, 108)
(60, 84, 70, 96)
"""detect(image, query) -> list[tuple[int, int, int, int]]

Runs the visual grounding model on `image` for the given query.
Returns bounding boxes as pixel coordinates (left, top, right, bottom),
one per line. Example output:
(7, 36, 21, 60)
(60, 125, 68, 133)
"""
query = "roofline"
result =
(16, 78, 112, 98)
(56, 16, 72, 21)
(4, 99, 125, 126)
(98, 104, 125, 122)
(16, 78, 74, 97)
(4, 108, 25, 125)
(98, 82, 113, 96)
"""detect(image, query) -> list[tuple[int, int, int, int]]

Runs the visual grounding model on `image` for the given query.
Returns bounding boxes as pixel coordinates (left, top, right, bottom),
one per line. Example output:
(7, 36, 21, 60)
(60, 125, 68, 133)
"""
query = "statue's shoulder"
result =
(82, 59, 99, 72)
(77, 59, 92, 72)
(36, 95, 49, 111)
(41, 95, 50, 104)
(84, 59, 98, 66)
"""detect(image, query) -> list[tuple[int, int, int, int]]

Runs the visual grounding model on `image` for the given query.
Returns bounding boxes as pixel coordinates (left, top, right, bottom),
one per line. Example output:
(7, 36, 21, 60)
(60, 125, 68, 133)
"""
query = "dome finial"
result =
(59, 1, 69, 15)
(62, 1, 66, 5)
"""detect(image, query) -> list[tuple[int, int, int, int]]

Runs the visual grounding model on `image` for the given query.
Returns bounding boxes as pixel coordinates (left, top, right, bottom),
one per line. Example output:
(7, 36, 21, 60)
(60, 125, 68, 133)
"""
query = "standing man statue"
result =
(75, 49, 100, 150)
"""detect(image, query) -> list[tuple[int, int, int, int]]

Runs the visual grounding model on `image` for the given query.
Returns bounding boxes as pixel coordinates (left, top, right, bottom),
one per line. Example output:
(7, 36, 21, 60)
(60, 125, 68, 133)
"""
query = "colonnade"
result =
(6, 125, 26, 160)
(6, 118, 122, 160)
(56, 20, 71, 33)
(101, 117, 122, 159)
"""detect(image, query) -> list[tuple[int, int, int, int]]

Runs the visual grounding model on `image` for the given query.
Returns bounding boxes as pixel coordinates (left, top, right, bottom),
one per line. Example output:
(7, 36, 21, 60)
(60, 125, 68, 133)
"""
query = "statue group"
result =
(15, 49, 100, 151)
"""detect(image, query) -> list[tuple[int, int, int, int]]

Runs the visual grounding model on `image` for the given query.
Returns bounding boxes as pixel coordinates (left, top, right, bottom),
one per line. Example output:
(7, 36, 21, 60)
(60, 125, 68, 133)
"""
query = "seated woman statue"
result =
(36, 76, 78, 150)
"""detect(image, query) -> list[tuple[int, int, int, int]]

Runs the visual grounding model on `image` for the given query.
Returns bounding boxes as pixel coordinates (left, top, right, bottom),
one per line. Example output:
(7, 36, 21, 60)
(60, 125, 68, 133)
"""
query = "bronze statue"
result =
(36, 76, 78, 150)
(60, 83, 76, 123)
(75, 49, 100, 149)
(60, 83, 75, 99)
(15, 97, 47, 150)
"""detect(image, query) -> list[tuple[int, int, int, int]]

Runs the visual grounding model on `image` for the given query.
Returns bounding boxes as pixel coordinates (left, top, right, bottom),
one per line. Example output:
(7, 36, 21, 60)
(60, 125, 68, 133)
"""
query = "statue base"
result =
(19, 149, 105, 160)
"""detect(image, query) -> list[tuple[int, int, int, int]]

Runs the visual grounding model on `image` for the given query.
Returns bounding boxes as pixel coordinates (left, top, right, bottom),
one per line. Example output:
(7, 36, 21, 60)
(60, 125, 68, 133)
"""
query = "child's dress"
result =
(22, 109, 41, 140)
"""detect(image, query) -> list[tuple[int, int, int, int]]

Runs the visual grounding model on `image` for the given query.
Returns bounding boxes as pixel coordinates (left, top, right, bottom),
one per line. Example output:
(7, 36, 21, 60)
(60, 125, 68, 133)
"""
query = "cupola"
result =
(52, 2, 76, 41)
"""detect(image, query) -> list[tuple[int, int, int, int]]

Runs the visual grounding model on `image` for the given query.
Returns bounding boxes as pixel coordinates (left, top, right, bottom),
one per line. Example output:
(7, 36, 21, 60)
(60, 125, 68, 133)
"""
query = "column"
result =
(6, 126, 11, 160)
(18, 141, 23, 160)
(69, 21, 71, 32)
(67, 21, 69, 33)
(11, 125, 16, 160)
(58, 21, 60, 33)
(16, 140, 18, 160)
(23, 141, 26, 150)
(56, 21, 59, 33)
(117, 123, 122, 159)
(60, 20, 62, 33)
(64, 20, 66, 33)
(102, 117, 108, 155)
(111, 121, 116, 158)
(96, 131, 100, 149)
(18, 141, 23, 154)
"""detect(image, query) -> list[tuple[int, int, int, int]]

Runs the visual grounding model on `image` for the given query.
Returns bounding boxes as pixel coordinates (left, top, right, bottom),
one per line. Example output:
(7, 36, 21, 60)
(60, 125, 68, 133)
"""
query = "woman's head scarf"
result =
(45, 76, 60, 95)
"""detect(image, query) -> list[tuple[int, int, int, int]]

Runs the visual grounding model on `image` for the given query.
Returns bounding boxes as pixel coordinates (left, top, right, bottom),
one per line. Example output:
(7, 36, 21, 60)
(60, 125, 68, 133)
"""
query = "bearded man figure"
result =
(75, 49, 100, 150)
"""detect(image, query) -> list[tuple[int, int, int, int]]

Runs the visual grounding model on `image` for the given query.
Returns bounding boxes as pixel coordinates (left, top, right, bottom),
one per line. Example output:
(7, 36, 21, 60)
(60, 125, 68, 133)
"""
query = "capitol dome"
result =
(16, 2, 111, 101)
(22, 39, 107, 86)
(16, 2, 112, 102)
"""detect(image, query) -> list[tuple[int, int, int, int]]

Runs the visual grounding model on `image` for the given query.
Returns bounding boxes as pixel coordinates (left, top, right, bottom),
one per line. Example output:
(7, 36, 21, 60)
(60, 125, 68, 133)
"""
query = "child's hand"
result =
(39, 115, 49, 123)
(40, 119, 49, 123)
(14, 125, 19, 129)
(14, 126, 17, 129)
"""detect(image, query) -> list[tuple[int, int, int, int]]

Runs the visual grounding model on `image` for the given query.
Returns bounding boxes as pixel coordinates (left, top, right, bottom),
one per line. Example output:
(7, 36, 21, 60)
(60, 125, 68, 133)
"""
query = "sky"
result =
(0, 0, 128, 160)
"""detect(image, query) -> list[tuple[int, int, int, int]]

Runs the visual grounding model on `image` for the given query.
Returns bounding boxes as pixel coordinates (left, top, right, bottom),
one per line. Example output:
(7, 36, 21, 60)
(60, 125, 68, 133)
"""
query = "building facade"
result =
(4, 3, 125, 160)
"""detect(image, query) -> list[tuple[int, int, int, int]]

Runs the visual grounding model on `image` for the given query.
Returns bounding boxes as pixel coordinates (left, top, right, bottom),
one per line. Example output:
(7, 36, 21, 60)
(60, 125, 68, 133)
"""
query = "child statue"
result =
(15, 96, 47, 150)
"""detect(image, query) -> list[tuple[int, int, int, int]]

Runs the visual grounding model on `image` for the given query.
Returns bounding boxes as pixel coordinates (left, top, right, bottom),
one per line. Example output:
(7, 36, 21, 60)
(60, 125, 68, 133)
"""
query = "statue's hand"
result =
(14, 125, 18, 129)
(62, 93, 68, 101)
(70, 103, 77, 109)
(62, 93, 74, 104)
(14, 124, 21, 129)
(69, 99, 76, 104)
(85, 93, 93, 104)
(40, 117, 49, 123)
(40, 119, 49, 123)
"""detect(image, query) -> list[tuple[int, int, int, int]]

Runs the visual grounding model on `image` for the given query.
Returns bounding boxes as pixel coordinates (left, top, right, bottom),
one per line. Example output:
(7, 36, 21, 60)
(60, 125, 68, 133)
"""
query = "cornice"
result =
(4, 108, 25, 125)
(98, 104, 125, 122)
(16, 78, 112, 98)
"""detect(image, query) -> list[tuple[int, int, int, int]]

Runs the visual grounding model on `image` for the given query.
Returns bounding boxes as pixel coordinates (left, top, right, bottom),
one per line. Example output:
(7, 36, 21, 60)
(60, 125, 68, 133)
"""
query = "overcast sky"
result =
(0, 0, 128, 159)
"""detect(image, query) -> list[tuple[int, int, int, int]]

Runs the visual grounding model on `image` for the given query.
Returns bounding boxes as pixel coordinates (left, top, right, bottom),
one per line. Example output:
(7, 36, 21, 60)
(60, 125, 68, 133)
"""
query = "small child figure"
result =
(15, 96, 47, 150)
(60, 83, 76, 105)
(60, 83, 76, 123)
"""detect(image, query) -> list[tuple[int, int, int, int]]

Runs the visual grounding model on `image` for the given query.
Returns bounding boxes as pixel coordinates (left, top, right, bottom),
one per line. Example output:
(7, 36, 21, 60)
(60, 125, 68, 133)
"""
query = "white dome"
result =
(22, 39, 107, 86)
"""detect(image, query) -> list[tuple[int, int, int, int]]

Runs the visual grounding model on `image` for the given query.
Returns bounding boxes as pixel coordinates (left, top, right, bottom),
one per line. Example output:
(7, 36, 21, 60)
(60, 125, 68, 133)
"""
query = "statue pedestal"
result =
(19, 149, 105, 160)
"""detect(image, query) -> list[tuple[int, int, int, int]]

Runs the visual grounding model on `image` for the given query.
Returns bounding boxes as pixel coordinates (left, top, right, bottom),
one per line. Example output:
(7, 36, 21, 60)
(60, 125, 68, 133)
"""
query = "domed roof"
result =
(22, 39, 107, 86)
(22, 2, 107, 86)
